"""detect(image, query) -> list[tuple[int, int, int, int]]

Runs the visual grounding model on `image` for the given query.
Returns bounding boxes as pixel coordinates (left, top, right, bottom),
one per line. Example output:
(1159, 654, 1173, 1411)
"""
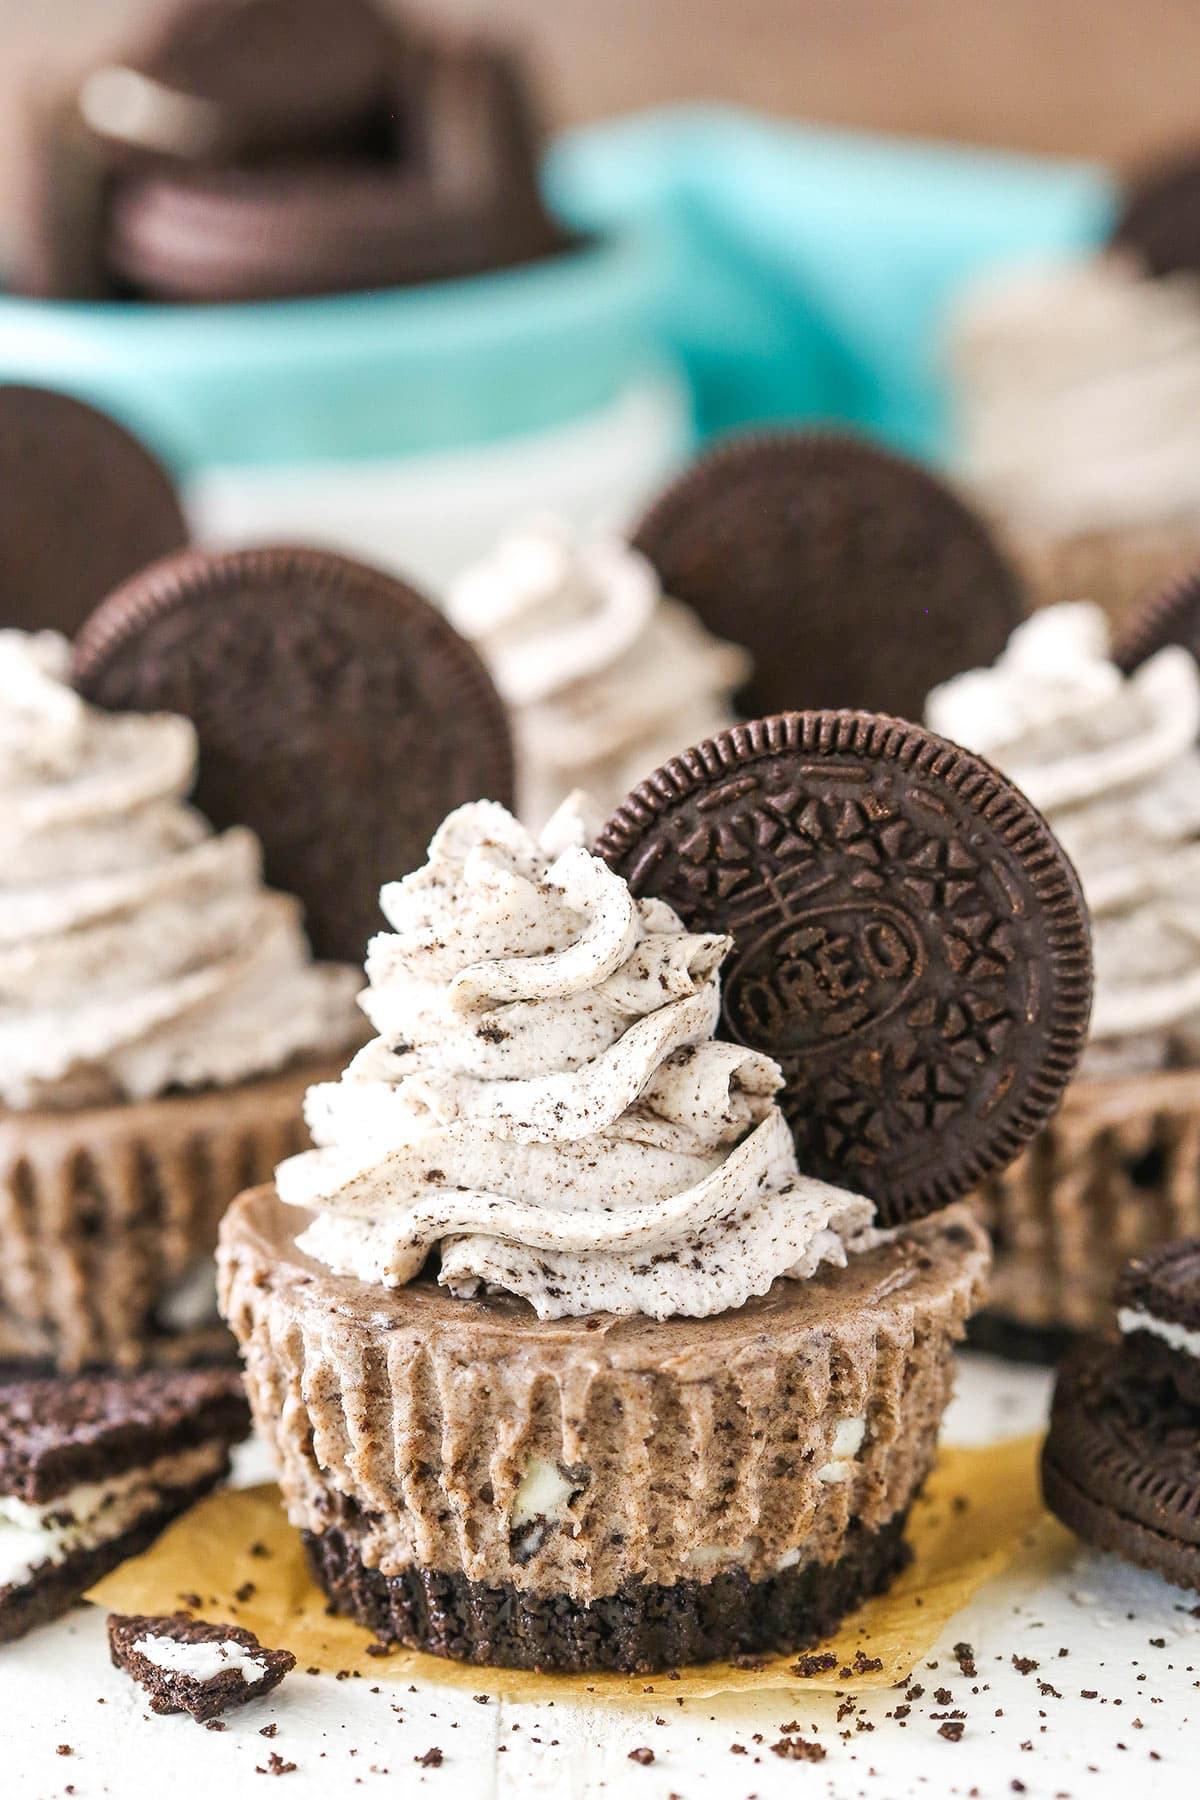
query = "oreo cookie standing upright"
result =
(596, 711, 1093, 1224)
(0, 386, 188, 636)
(631, 432, 1026, 723)
(72, 545, 514, 962)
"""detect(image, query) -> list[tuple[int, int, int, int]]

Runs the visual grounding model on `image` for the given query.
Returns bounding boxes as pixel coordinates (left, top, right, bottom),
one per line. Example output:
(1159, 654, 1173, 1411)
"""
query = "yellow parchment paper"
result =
(88, 1434, 1056, 1700)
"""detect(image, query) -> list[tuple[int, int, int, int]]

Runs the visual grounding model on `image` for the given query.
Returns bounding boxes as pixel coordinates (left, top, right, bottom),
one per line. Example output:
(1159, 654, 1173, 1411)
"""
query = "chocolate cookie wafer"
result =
(0, 386, 188, 636)
(1042, 1337, 1200, 1593)
(596, 712, 1092, 1224)
(72, 545, 514, 962)
(1115, 1238, 1200, 1406)
(631, 432, 1026, 723)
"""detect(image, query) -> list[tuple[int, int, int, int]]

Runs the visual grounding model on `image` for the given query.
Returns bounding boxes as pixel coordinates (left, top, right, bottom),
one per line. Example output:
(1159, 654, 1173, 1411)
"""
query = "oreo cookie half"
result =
(596, 712, 1092, 1226)
(1114, 566, 1200, 676)
(0, 386, 188, 635)
(631, 431, 1025, 724)
(72, 545, 514, 963)
(1115, 1238, 1200, 1407)
(1110, 150, 1200, 280)
(1042, 1338, 1200, 1593)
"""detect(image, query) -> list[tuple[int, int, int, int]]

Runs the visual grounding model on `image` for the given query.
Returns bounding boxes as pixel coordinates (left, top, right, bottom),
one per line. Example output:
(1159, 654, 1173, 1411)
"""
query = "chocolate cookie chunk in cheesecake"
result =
(219, 720, 1088, 1673)
(109, 1611, 294, 1722)
(630, 432, 1025, 724)
(0, 1368, 248, 1642)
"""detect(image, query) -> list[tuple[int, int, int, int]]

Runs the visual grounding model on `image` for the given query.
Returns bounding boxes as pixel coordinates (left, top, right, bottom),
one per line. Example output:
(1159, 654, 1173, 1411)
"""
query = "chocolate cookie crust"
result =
(0, 1366, 248, 1506)
(1042, 1339, 1200, 1591)
(73, 545, 514, 962)
(0, 386, 187, 637)
(108, 1611, 295, 1720)
(305, 1511, 911, 1673)
(596, 712, 1093, 1225)
(631, 431, 1025, 723)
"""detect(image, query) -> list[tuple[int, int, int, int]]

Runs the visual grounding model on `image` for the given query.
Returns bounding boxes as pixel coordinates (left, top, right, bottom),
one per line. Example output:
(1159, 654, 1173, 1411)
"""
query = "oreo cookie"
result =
(1114, 566, 1200, 677)
(1110, 150, 1200, 280)
(1115, 1238, 1200, 1407)
(1042, 1338, 1200, 1593)
(72, 545, 514, 963)
(596, 712, 1092, 1225)
(0, 386, 188, 636)
(631, 432, 1025, 724)
(82, 0, 396, 163)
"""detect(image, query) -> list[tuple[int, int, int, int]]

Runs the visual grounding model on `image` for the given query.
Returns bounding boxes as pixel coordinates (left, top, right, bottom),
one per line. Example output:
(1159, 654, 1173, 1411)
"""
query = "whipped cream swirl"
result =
(926, 603, 1200, 1073)
(950, 254, 1200, 536)
(277, 799, 876, 1320)
(0, 631, 361, 1110)
(445, 521, 750, 829)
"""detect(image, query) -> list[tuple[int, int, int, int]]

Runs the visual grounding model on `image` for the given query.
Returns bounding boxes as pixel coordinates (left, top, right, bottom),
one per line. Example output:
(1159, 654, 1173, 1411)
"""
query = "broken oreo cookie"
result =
(109, 1611, 294, 1722)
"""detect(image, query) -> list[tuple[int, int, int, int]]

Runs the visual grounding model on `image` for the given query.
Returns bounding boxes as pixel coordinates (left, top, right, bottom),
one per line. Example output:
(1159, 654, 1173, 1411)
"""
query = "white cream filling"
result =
(131, 1634, 267, 1684)
(1117, 1306, 1200, 1359)
(511, 1455, 578, 1530)
(0, 1440, 226, 1591)
(815, 1415, 868, 1484)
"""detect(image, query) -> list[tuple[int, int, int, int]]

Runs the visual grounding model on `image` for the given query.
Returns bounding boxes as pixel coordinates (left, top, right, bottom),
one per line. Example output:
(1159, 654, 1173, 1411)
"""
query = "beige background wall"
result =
(0, 0, 1195, 175)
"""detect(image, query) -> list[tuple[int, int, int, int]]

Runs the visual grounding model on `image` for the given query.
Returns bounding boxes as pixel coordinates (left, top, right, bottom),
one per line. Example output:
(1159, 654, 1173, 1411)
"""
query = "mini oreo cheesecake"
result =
(926, 594, 1200, 1354)
(220, 713, 1090, 1672)
(1043, 1237, 1200, 1593)
(1, 543, 512, 1371)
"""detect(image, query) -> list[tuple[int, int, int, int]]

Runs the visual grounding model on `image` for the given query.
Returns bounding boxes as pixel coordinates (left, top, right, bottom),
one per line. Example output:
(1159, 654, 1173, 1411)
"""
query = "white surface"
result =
(4, 1351, 1196, 1799)
(185, 375, 690, 596)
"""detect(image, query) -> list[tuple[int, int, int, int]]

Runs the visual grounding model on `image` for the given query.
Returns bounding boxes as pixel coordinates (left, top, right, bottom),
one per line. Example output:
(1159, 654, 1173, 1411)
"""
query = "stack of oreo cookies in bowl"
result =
(11, 0, 564, 304)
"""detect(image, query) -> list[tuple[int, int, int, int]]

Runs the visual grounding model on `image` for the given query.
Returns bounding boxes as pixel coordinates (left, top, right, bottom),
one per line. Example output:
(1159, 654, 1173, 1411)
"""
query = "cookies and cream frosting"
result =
(926, 602, 1200, 1072)
(0, 630, 361, 1111)
(277, 797, 877, 1320)
(950, 254, 1200, 536)
(445, 521, 750, 828)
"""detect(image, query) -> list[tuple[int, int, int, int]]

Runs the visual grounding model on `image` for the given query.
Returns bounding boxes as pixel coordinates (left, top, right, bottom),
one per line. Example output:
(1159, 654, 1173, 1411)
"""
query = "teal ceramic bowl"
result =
(0, 228, 677, 476)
